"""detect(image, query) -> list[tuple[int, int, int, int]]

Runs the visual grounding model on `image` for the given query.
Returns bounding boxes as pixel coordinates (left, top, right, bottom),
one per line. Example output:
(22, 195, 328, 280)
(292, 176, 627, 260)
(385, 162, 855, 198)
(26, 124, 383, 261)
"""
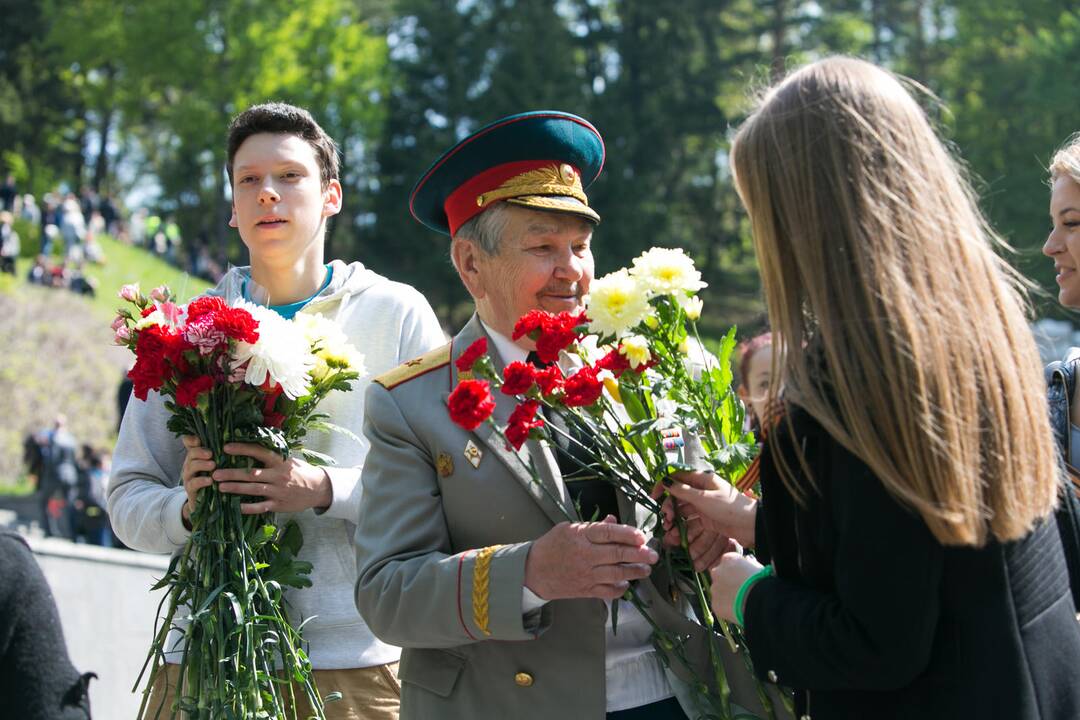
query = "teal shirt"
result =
(243, 265, 333, 319)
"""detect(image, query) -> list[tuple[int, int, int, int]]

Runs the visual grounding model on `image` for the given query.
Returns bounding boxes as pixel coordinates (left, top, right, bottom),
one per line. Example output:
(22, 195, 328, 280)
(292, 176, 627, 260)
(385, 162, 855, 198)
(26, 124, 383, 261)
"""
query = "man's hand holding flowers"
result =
(524, 515, 659, 601)
(180, 436, 332, 524)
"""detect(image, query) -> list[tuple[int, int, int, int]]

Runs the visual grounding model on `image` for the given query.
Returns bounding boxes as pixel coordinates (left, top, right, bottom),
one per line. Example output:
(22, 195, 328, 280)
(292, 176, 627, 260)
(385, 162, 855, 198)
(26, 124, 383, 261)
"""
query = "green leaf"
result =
(620, 383, 650, 423)
(190, 582, 228, 620)
(308, 419, 363, 446)
(278, 520, 305, 556)
(300, 448, 336, 467)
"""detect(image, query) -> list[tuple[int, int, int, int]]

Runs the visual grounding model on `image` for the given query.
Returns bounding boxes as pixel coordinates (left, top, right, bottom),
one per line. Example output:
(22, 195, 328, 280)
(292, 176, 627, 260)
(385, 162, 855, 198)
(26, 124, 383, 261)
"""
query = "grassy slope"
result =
(0, 238, 210, 490)
(81, 236, 212, 320)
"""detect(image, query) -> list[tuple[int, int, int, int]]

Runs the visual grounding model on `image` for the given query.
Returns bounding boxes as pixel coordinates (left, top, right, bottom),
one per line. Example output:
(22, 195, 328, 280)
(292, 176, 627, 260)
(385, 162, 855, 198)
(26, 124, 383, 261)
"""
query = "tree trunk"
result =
(91, 65, 116, 193)
(92, 108, 113, 194)
(910, 0, 928, 82)
(771, 0, 786, 82)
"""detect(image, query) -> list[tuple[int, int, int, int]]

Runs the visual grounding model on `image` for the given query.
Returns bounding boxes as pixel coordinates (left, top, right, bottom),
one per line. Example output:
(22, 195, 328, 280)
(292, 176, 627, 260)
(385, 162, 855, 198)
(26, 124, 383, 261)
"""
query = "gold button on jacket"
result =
(514, 672, 534, 687)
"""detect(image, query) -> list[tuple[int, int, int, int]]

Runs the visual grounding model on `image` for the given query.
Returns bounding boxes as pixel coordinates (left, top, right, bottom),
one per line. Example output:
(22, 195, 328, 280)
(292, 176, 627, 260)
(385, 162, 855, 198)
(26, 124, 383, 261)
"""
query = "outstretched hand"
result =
(653, 470, 758, 551)
(525, 515, 659, 601)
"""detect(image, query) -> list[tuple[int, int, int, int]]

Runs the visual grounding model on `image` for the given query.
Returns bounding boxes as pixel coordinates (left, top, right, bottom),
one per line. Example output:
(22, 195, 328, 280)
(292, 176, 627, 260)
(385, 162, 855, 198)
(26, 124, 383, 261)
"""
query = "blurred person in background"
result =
(0, 211, 20, 275)
(0, 530, 95, 718)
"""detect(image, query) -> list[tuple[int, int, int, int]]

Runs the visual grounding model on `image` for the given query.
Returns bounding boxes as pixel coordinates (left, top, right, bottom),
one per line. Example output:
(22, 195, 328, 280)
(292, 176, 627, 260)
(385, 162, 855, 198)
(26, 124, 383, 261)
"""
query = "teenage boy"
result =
(108, 102, 445, 719)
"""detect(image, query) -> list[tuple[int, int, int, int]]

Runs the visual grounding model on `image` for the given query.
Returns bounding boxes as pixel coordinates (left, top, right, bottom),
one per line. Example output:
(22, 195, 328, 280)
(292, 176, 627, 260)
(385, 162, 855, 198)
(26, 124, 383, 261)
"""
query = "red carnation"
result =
(512, 310, 586, 363)
(562, 366, 603, 407)
(455, 338, 488, 373)
(128, 325, 191, 400)
(500, 361, 536, 395)
(595, 347, 632, 378)
(534, 364, 565, 396)
(175, 375, 215, 408)
(214, 306, 260, 344)
(512, 310, 550, 341)
(259, 382, 286, 427)
(186, 295, 227, 321)
(448, 379, 497, 431)
(504, 399, 544, 450)
(536, 311, 587, 365)
(128, 356, 166, 401)
(534, 331, 573, 365)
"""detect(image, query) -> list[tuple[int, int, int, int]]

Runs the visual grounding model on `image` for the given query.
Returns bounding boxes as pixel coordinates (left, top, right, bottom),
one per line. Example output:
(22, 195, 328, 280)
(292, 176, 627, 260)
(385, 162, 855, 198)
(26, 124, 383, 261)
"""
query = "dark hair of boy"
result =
(225, 102, 340, 188)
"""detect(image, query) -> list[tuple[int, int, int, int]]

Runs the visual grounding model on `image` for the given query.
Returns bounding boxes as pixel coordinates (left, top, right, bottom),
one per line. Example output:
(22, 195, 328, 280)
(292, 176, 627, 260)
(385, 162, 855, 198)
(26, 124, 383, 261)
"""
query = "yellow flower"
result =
(310, 357, 331, 382)
(629, 247, 707, 296)
(681, 295, 704, 321)
(644, 315, 660, 330)
(678, 338, 690, 355)
(134, 309, 165, 330)
(584, 270, 652, 337)
(318, 348, 352, 369)
(296, 311, 367, 375)
(602, 375, 623, 403)
(619, 335, 652, 369)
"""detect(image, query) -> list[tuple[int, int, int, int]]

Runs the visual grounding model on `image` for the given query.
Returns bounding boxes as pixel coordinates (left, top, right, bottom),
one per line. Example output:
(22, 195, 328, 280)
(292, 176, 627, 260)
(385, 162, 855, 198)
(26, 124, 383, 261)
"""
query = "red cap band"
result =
(444, 159, 560, 236)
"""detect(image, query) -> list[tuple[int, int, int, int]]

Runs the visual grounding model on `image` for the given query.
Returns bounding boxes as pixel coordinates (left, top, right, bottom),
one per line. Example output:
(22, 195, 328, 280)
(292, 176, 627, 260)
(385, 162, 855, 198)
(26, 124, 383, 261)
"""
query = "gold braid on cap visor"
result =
(476, 163, 589, 207)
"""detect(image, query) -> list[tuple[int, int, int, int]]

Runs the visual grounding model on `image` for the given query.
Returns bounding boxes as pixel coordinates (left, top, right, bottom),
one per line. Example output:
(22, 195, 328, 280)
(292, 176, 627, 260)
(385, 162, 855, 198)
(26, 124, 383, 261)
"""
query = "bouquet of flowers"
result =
(446, 248, 788, 720)
(113, 283, 364, 720)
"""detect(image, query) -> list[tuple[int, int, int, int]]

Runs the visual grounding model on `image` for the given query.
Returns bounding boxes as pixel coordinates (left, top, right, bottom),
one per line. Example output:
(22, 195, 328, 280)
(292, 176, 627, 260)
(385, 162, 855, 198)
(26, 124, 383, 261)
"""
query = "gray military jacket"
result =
(355, 314, 776, 719)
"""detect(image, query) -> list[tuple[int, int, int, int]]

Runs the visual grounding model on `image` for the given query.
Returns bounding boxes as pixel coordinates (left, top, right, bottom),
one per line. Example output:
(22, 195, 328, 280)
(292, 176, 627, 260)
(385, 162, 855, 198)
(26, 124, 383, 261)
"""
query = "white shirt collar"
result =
(478, 319, 529, 366)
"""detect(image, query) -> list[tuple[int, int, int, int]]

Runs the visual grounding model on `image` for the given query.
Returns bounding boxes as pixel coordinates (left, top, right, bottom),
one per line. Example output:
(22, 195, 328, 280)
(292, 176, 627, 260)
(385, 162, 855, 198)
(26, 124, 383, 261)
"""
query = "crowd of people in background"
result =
(21, 415, 119, 548)
(0, 172, 226, 289)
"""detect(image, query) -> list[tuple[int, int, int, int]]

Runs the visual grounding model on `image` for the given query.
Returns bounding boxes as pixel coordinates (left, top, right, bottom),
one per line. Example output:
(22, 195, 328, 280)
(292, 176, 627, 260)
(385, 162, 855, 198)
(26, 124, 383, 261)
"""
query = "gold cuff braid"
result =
(472, 544, 505, 636)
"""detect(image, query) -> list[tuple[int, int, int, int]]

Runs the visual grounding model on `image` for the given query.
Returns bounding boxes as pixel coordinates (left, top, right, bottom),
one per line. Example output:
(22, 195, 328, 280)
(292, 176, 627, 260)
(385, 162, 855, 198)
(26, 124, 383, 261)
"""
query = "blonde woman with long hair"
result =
(1041, 135, 1080, 613)
(664, 57, 1080, 719)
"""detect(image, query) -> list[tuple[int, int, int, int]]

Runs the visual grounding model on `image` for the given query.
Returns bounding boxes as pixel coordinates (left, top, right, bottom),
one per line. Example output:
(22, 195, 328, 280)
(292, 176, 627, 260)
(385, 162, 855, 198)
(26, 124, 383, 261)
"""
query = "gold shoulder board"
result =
(374, 343, 452, 390)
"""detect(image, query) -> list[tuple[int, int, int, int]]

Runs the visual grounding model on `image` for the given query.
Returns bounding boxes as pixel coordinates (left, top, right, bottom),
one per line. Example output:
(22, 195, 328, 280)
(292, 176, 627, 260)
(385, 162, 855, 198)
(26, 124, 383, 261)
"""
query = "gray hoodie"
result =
(108, 260, 446, 668)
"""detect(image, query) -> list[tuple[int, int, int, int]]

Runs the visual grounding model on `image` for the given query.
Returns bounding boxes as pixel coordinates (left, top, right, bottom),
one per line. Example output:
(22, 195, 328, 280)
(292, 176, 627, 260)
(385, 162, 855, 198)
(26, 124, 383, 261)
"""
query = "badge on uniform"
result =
(436, 452, 454, 478)
(463, 439, 483, 468)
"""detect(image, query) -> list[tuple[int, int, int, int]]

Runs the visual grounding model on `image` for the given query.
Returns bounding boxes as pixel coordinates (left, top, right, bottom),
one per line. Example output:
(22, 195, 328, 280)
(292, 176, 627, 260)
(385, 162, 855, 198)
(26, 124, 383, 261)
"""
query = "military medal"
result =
(463, 439, 483, 468)
(436, 452, 454, 478)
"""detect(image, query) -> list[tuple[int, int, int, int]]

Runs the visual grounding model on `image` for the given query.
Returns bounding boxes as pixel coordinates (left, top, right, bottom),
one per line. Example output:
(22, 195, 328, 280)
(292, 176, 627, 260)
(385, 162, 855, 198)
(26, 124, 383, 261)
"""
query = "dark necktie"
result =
(526, 352, 619, 521)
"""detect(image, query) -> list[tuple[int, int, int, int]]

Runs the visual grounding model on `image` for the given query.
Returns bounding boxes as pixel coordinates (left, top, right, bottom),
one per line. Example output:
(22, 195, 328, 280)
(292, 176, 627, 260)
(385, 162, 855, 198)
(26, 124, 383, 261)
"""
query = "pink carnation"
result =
(119, 283, 140, 302)
(183, 316, 228, 355)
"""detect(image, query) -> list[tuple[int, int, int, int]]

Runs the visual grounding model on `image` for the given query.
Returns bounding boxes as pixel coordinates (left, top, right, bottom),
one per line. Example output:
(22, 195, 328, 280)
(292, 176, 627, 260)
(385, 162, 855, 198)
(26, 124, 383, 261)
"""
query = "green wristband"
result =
(733, 563, 774, 626)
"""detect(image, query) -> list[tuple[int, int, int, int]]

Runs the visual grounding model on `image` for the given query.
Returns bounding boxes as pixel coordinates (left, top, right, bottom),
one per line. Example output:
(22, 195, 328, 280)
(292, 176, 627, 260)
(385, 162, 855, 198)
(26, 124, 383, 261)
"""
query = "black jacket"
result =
(742, 406, 1080, 720)
(1043, 357, 1080, 611)
(0, 532, 93, 719)
(1046, 355, 1076, 463)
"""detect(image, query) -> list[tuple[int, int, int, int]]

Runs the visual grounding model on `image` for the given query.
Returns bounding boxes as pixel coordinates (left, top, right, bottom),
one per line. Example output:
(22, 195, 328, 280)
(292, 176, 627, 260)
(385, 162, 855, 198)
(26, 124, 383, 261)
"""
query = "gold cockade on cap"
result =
(476, 163, 588, 208)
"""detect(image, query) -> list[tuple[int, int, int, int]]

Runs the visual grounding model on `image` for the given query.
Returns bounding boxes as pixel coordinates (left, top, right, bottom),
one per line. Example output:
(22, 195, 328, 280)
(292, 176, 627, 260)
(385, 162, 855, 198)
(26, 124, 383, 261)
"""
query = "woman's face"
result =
(1045, 175, 1080, 308)
(738, 345, 774, 425)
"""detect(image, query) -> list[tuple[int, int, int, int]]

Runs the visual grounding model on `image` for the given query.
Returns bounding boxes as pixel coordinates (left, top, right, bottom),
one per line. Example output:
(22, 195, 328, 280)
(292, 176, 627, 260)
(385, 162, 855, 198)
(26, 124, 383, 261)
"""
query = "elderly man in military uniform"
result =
(354, 112, 770, 720)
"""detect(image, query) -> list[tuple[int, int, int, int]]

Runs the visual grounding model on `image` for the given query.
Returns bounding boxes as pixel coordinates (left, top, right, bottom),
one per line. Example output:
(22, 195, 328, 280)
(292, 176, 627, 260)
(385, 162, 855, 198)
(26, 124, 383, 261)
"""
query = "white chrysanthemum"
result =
(619, 335, 652, 369)
(629, 247, 707, 296)
(584, 270, 653, 338)
(230, 301, 316, 399)
(680, 295, 704, 321)
(294, 312, 344, 350)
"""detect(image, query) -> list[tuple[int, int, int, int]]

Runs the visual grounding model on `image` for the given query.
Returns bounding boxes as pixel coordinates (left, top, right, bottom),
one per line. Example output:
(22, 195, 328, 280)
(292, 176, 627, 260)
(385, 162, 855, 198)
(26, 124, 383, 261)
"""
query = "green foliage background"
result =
(1, 0, 1076, 355)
